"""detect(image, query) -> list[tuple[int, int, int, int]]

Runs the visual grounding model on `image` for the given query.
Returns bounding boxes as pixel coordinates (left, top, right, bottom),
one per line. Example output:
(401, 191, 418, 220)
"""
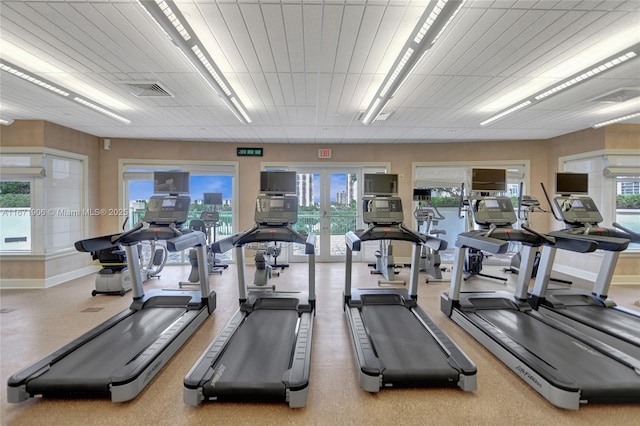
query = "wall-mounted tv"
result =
(471, 168, 506, 192)
(364, 173, 398, 196)
(153, 171, 190, 195)
(556, 172, 588, 195)
(413, 188, 431, 201)
(204, 192, 223, 205)
(260, 171, 297, 194)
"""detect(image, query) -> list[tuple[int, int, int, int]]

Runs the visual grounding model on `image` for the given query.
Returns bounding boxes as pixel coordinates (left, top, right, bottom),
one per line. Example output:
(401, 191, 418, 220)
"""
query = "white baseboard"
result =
(551, 264, 598, 283)
(611, 275, 640, 286)
(0, 265, 99, 289)
(544, 265, 637, 286)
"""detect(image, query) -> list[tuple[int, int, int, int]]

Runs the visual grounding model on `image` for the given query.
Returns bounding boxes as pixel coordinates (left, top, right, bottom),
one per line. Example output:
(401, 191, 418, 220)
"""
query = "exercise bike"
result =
(91, 223, 167, 296)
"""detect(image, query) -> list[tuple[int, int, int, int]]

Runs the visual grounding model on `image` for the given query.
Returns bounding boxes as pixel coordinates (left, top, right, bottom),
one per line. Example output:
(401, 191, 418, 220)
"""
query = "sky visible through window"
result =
(130, 176, 233, 203)
(129, 174, 349, 204)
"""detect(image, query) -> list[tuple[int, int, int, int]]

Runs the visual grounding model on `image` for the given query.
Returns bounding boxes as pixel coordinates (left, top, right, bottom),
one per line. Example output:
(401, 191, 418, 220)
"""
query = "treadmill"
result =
(441, 195, 640, 409)
(7, 195, 216, 403)
(344, 192, 477, 392)
(528, 186, 640, 355)
(184, 181, 316, 408)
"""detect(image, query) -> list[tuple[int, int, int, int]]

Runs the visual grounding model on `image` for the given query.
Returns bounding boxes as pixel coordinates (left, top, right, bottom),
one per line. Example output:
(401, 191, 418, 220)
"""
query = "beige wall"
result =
(0, 121, 101, 284)
(102, 138, 550, 233)
(1, 120, 638, 284)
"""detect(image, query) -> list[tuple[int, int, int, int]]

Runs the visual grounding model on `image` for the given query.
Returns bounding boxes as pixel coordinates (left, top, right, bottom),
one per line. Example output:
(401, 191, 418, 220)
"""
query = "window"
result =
(562, 151, 639, 252)
(0, 150, 83, 255)
(0, 180, 32, 251)
(122, 161, 237, 264)
(414, 163, 528, 259)
(46, 154, 83, 252)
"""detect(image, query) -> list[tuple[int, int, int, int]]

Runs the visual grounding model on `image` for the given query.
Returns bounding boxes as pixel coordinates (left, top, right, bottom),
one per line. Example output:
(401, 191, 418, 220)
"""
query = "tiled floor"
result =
(1, 261, 639, 425)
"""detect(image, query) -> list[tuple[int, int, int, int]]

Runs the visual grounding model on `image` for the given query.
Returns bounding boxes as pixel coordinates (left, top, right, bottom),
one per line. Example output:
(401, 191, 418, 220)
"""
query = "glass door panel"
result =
(291, 169, 360, 262)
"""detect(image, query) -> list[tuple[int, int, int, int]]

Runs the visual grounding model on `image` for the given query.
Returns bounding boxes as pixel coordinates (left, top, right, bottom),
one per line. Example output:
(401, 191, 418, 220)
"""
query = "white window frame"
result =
(0, 147, 87, 256)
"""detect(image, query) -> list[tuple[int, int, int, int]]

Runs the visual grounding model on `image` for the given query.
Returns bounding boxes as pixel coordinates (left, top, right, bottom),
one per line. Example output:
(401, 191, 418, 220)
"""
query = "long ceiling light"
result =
(592, 111, 640, 128)
(361, 0, 465, 125)
(139, 0, 252, 124)
(481, 42, 640, 126)
(0, 59, 131, 124)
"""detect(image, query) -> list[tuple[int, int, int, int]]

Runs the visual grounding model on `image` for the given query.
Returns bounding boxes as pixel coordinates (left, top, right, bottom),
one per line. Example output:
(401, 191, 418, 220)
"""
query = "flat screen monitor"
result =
(471, 168, 506, 192)
(556, 172, 588, 195)
(364, 173, 398, 196)
(413, 188, 431, 201)
(260, 171, 297, 194)
(204, 192, 223, 205)
(153, 171, 190, 194)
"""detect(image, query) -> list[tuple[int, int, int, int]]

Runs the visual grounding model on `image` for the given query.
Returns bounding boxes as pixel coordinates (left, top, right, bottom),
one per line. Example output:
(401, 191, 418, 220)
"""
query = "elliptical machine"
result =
(413, 188, 448, 283)
(180, 193, 228, 288)
(249, 242, 283, 289)
(503, 183, 571, 285)
(457, 178, 507, 283)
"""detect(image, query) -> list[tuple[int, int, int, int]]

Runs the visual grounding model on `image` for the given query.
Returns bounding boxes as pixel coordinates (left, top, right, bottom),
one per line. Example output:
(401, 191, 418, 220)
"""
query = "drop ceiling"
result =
(1, 0, 639, 143)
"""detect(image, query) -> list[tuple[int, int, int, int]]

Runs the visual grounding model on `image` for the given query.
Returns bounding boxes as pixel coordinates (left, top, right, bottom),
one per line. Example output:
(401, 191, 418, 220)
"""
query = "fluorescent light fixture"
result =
(139, 0, 252, 124)
(0, 59, 130, 123)
(0, 62, 70, 96)
(73, 97, 131, 124)
(481, 42, 640, 126)
(156, 0, 191, 41)
(480, 101, 532, 126)
(361, 0, 465, 125)
(592, 111, 640, 128)
(0, 118, 14, 126)
(535, 51, 637, 101)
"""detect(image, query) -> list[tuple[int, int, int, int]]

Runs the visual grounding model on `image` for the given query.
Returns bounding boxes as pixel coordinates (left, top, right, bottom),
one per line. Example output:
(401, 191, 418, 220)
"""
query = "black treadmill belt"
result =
(361, 304, 458, 384)
(562, 305, 640, 346)
(27, 307, 186, 394)
(204, 309, 298, 399)
(477, 309, 640, 402)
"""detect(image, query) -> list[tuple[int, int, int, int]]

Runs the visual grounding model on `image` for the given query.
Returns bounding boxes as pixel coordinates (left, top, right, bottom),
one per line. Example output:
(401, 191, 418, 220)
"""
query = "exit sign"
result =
(318, 148, 332, 159)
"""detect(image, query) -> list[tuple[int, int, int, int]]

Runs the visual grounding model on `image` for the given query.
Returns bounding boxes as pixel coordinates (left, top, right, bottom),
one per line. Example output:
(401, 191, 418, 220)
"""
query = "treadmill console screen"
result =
(144, 195, 191, 225)
(554, 195, 603, 225)
(254, 195, 298, 225)
(363, 196, 404, 225)
(162, 198, 177, 208)
(470, 196, 517, 226)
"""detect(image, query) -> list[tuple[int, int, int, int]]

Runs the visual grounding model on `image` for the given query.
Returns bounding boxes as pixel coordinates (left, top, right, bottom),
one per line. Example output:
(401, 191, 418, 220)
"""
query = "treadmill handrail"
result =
(355, 223, 427, 245)
(454, 231, 509, 254)
(613, 222, 640, 243)
(548, 230, 629, 252)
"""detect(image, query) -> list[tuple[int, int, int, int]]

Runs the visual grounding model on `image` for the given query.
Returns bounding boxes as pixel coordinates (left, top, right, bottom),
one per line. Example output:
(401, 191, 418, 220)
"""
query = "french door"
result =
(290, 167, 360, 262)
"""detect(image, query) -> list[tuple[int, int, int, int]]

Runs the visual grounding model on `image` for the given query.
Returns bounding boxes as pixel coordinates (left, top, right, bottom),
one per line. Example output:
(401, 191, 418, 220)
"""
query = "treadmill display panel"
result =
(254, 195, 298, 225)
(144, 195, 191, 225)
(471, 196, 517, 226)
(362, 196, 404, 225)
(554, 196, 603, 225)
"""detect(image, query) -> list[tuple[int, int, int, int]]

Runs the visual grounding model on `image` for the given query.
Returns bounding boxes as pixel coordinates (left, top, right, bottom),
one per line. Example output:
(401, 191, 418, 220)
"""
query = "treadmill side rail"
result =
(183, 309, 246, 405)
(282, 312, 314, 408)
(411, 305, 477, 391)
(344, 307, 383, 392)
(449, 309, 581, 410)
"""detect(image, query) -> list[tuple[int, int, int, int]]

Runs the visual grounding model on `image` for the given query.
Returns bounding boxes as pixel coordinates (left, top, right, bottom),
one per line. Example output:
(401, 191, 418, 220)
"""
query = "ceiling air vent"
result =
(357, 111, 393, 122)
(590, 88, 640, 103)
(120, 81, 173, 98)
